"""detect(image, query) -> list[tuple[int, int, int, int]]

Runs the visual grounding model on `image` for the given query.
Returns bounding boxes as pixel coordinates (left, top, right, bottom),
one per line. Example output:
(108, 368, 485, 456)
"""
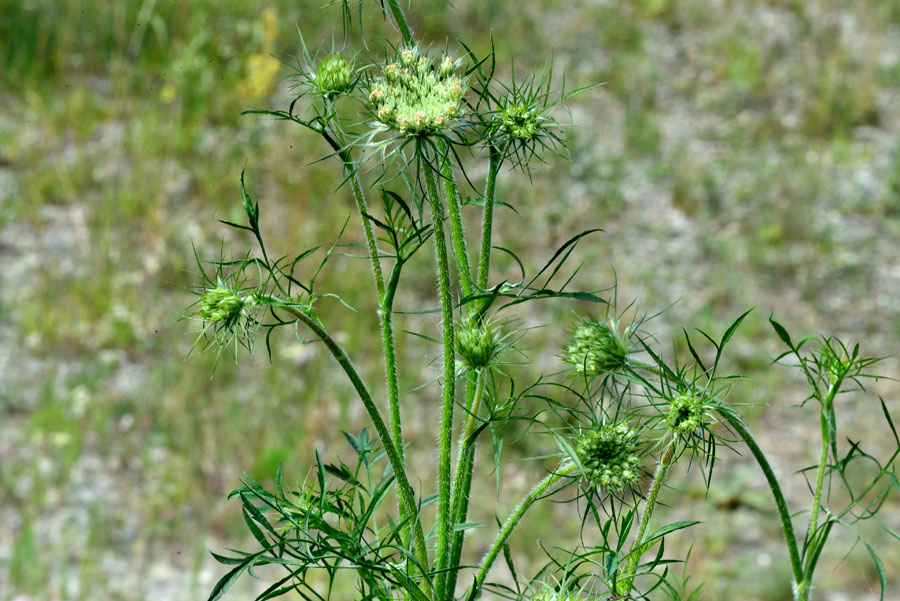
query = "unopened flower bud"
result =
(456, 321, 497, 369)
(198, 287, 246, 323)
(563, 318, 630, 376)
(316, 53, 353, 95)
(438, 56, 455, 79)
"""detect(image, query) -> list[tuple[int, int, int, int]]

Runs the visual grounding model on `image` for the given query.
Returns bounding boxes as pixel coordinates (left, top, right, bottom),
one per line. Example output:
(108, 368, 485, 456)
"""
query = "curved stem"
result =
(424, 164, 457, 595)
(476, 145, 502, 291)
(474, 462, 577, 594)
(275, 302, 429, 572)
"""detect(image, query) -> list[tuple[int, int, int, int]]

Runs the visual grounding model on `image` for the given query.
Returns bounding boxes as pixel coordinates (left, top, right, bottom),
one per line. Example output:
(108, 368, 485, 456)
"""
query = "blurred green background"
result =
(2, 0, 900, 599)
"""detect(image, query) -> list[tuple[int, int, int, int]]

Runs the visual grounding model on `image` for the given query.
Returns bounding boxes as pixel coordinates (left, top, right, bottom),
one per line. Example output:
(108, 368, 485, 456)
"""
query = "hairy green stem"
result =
(444, 371, 487, 598)
(439, 139, 474, 301)
(806, 379, 840, 548)
(335, 144, 409, 554)
(275, 302, 429, 571)
(618, 439, 677, 595)
(476, 145, 502, 290)
(473, 462, 577, 594)
(424, 164, 457, 596)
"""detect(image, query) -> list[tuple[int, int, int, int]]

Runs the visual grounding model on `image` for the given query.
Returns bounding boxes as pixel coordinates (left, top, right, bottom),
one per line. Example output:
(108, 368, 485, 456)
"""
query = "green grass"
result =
(2, 0, 899, 599)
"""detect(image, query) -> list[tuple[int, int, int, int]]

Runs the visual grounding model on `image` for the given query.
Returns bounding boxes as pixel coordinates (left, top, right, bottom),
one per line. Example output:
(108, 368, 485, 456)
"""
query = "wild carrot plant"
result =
(185, 2, 898, 599)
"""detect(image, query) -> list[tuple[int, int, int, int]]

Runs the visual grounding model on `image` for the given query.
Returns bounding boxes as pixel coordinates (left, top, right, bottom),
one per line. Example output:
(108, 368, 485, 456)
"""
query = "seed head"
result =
(315, 53, 353, 96)
(563, 318, 630, 376)
(456, 321, 497, 369)
(368, 46, 466, 136)
(576, 421, 641, 492)
(197, 287, 247, 324)
(666, 393, 704, 434)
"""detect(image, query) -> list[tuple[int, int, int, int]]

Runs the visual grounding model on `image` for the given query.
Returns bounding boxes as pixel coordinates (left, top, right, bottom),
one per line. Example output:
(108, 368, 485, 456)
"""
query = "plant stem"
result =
(628, 357, 805, 591)
(806, 379, 840, 547)
(476, 145, 502, 290)
(275, 302, 429, 572)
(618, 439, 676, 595)
(424, 163, 457, 595)
(473, 462, 577, 594)
(722, 409, 805, 595)
(439, 139, 474, 301)
(444, 371, 487, 598)
(336, 144, 409, 551)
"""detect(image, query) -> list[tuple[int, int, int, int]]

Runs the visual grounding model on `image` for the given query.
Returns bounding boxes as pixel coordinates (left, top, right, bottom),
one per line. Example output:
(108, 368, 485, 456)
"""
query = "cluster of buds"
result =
(563, 318, 631, 376)
(315, 53, 354, 96)
(368, 46, 465, 136)
(501, 102, 539, 140)
(576, 421, 641, 492)
(456, 320, 498, 369)
(197, 287, 251, 324)
(666, 393, 704, 434)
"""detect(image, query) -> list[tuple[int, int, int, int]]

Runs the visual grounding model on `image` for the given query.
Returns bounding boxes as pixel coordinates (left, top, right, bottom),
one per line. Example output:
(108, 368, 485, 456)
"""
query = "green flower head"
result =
(197, 287, 247, 324)
(666, 393, 704, 434)
(315, 53, 353, 96)
(501, 102, 539, 140)
(456, 321, 497, 369)
(576, 421, 641, 492)
(563, 317, 631, 376)
(368, 46, 465, 136)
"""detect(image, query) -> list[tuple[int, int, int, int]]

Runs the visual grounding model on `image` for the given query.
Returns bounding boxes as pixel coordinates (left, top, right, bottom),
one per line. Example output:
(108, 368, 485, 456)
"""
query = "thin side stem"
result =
(473, 462, 577, 593)
(618, 439, 677, 595)
(424, 164, 457, 596)
(275, 302, 429, 572)
(805, 379, 840, 547)
(476, 145, 502, 290)
(382, 261, 405, 458)
(337, 145, 408, 550)
(439, 139, 474, 301)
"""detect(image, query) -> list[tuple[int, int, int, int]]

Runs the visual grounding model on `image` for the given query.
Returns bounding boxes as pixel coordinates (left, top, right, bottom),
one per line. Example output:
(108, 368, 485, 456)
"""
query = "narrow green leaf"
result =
(769, 313, 794, 350)
(860, 537, 887, 601)
(208, 551, 261, 601)
(642, 520, 702, 545)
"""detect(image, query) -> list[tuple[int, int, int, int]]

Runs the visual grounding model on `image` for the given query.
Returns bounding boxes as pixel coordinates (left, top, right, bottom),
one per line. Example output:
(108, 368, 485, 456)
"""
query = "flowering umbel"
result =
(368, 46, 465, 136)
(576, 422, 641, 492)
